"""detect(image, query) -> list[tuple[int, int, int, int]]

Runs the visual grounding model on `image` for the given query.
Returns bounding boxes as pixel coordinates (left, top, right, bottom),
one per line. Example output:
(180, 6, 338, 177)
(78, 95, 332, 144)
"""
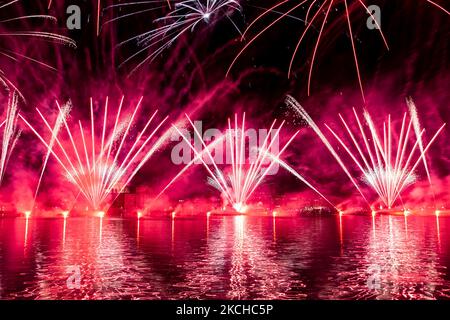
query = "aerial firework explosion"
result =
(19, 96, 169, 211)
(227, 0, 449, 101)
(106, 0, 242, 73)
(285, 95, 446, 210)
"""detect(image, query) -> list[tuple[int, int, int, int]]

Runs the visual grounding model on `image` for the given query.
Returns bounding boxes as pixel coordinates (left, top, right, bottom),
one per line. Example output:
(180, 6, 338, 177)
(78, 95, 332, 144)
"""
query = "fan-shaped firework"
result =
(286, 95, 446, 209)
(107, 0, 242, 73)
(0, 0, 76, 98)
(0, 91, 20, 185)
(20, 97, 169, 211)
(228, 0, 449, 101)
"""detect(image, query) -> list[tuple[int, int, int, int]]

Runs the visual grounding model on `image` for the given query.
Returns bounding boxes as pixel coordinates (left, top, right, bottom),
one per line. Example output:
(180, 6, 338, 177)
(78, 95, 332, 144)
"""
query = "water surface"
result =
(0, 215, 449, 299)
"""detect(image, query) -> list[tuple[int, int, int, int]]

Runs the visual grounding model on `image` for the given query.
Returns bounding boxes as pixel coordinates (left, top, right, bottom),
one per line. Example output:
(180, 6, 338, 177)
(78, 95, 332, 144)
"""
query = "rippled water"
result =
(0, 215, 449, 300)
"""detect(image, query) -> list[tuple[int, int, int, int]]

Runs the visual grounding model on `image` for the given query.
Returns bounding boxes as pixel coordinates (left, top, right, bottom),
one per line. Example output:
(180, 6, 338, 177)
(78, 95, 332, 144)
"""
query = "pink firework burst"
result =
(286, 95, 446, 209)
(20, 96, 169, 211)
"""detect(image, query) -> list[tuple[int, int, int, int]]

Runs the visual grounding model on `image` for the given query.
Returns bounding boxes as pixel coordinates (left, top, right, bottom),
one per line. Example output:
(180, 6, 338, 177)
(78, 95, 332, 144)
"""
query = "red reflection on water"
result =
(0, 215, 449, 299)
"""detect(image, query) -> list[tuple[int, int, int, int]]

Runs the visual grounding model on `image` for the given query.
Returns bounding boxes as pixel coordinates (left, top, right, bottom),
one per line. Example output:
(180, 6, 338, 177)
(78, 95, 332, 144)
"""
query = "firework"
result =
(157, 112, 337, 212)
(49, 0, 104, 34)
(168, 113, 299, 213)
(107, 0, 242, 74)
(0, 91, 20, 185)
(427, 0, 450, 15)
(0, 0, 76, 98)
(20, 96, 169, 211)
(286, 95, 446, 209)
(32, 100, 72, 205)
(227, 0, 449, 102)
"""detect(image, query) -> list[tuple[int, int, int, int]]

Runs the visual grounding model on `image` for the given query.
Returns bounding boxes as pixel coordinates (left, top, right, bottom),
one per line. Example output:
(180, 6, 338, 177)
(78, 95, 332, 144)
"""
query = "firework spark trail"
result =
(0, 0, 76, 99)
(285, 95, 371, 206)
(357, 109, 445, 208)
(227, 0, 388, 101)
(0, 92, 20, 185)
(406, 97, 436, 206)
(171, 113, 299, 213)
(20, 97, 168, 211)
(103, 2, 166, 28)
(266, 153, 337, 209)
(153, 133, 226, 202)
(97, 0, 102, 36)
(286, 95, 446, 209)
(114, 117, 187, 200)
(33, 101, 72, 207)
(111, 0, 241, 73)
(228, 0, 448, 101)
(133, 88, 225, 207)
(427, 0, 450, 15)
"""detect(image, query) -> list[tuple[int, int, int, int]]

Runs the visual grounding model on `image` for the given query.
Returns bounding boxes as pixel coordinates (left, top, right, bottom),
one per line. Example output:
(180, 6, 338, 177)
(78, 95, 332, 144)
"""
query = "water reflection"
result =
(62, 218, 67, 247)
(436, 215, 441, 252)
(318, 215, 449, 299)
(0, 215, 449, 299)
(229, 216, 246, 299)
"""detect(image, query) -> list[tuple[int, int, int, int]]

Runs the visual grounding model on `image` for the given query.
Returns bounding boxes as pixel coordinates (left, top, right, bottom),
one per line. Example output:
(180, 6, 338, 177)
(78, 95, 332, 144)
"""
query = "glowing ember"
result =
(0, 1, 75, 99)
(62, 211, 69, 219)
(286, 95, 446, 210)
(24, 210, 31, 219)
(20, 96, 169, 211)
